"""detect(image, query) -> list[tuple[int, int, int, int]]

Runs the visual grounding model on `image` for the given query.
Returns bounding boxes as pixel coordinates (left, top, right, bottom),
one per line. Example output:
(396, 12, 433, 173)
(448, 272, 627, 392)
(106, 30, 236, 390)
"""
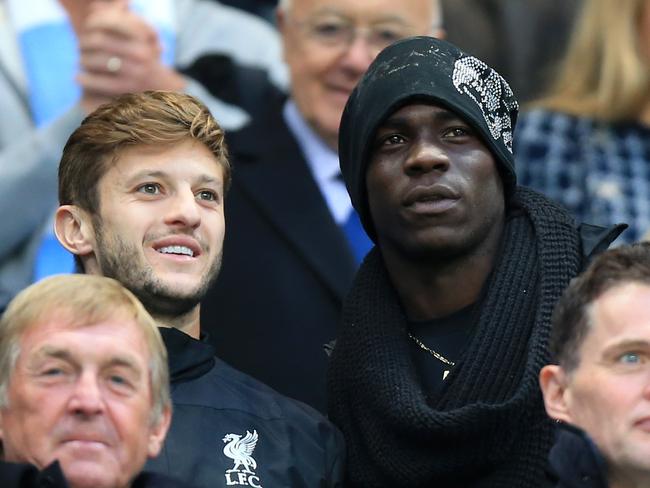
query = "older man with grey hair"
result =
(196, 0, 443, 413)
(0, 274, 182, 488)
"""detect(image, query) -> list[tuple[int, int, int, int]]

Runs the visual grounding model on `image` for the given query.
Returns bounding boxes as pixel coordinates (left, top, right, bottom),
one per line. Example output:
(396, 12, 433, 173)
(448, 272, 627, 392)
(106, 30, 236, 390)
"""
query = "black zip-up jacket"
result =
(146, 328, 345, 488)
(0, 460, 193, 488)
(548, 424, 608, 488)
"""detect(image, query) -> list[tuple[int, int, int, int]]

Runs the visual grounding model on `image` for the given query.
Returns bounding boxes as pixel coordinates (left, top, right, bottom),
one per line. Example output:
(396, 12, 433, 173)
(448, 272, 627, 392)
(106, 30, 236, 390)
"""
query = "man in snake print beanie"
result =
(328, 35, 626, 487)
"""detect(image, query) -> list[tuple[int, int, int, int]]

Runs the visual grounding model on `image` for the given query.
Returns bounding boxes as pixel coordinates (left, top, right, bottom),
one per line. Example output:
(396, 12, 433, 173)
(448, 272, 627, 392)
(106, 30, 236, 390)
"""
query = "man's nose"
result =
(164, 189, 201, 229)
(68, 372, 104, 417)
(339, 33, 375, 76)
(404, 140, 450, 174)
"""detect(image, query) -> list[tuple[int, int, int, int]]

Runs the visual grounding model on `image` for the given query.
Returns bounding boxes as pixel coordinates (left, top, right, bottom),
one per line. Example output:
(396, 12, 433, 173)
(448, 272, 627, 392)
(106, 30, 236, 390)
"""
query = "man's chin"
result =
(135, 284, 203, 318)
(61, 459, 123, 488)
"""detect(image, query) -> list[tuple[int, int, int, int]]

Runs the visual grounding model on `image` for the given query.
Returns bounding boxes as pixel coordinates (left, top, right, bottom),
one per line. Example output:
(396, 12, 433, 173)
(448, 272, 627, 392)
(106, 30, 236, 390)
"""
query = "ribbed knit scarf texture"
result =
(328, 187, 584, 487)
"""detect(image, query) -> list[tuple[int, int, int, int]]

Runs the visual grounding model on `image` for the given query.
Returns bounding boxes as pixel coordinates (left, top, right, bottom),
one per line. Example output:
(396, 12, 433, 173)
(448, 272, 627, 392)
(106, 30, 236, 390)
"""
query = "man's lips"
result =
(151, 235, 202, 258)
(403, 185, 461, 207)
(63, 439, 106, 446)
(326, 83, 355, 99)
(60, 434, 110, 450)
(402, 185, 461, 215)
(633, 417, 650, 432)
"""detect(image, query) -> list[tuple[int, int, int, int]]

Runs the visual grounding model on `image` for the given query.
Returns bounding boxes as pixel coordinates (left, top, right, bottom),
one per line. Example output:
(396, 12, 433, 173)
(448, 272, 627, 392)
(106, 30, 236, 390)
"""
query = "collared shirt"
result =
(283, 100, 353, 225)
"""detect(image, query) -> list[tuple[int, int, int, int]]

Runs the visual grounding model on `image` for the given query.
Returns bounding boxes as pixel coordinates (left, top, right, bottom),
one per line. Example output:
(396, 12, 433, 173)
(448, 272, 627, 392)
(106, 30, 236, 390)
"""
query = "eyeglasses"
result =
(293, 16, 413, 54)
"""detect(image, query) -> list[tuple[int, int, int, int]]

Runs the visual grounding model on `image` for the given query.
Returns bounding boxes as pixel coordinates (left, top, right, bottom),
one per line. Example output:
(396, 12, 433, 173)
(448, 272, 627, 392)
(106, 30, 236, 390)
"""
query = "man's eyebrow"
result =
(195, 174, 222, 188)
(29, 346, 143, 375)
(31, 346, 74, 363)
(123, 171, 221, 189)
(124, 170, 168, 185)
(309, 8, 412, 26)
(369, 15, 413, 26)
(604, 339, 650, 354)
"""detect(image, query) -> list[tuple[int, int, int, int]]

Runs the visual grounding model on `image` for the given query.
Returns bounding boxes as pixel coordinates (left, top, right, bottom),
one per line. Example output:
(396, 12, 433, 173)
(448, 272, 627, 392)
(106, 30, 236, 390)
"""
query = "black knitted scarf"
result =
(328, 188, 584, 487)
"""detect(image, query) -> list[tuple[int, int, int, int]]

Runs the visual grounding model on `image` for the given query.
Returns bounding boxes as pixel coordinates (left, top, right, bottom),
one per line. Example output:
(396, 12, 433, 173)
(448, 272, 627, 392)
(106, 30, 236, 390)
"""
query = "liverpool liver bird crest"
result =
(222, 430, 259, 473)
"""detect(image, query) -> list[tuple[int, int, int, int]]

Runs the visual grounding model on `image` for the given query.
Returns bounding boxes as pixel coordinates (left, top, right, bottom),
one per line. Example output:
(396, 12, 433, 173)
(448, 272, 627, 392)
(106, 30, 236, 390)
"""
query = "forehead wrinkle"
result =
(305, 7, 415, 26)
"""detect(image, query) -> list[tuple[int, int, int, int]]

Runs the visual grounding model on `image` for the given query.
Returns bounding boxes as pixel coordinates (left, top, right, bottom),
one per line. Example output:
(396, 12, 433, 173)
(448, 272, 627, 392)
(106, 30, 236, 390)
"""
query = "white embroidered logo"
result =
(451, 56, 518, 153)
(222, 430, 263, 487)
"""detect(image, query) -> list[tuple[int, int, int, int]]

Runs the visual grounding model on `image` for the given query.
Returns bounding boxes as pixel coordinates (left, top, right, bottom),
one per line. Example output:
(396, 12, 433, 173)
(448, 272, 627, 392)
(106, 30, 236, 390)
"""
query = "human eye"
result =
(310, 19, 347, 42)
(196, 189, 218, 202)
(36, 362, 72, 383)
(109, 374, 129, 386)
(42, 367, 64, 376)
(381, 134, 406, 146)
(443, 126, 472, 138)
(618, 352, 643, 365)
(136, 182, 161, 195)
(106, 369, 137, 393)
(371, 26, 404, 46)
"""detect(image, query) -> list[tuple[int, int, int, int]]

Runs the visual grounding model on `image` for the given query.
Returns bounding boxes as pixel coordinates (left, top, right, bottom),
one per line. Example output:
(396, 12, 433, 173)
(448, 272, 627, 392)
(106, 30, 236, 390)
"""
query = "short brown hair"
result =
(550, 242, 650, 372)
(58, 90, 230, 213)
(0, 274, 171, 425)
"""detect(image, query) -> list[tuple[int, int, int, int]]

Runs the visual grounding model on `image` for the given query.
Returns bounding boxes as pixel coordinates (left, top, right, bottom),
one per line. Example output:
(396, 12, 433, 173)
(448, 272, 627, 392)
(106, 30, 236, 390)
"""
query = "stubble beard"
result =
(94, 226, 222, 319)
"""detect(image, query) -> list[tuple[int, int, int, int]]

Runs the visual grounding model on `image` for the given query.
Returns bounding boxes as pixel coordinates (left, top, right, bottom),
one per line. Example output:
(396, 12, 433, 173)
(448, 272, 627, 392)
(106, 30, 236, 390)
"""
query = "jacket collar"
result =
(549, 423, 609, 488)
(158, 327, 215, 384)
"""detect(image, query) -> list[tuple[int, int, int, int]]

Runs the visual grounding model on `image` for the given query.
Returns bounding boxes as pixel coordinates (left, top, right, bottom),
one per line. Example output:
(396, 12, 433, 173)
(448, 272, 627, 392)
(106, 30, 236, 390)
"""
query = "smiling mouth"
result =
(157, 245, 195, 257)
(327, 84, 354, 98)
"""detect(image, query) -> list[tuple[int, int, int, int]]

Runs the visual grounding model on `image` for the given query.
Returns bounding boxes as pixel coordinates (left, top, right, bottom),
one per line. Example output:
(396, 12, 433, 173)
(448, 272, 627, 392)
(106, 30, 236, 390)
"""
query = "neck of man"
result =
(154, 305, 201, 339)
(380, 228, 503, 322)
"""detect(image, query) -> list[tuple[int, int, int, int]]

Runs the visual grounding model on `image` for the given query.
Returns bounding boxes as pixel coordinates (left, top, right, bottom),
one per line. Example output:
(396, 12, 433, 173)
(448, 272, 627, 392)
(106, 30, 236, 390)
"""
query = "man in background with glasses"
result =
(190, 0, 443, 413)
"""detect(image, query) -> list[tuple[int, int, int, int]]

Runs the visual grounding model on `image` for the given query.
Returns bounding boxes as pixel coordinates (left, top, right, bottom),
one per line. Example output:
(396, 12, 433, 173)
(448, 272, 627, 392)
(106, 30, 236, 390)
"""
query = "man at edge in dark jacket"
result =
(540, 243, 650, 488)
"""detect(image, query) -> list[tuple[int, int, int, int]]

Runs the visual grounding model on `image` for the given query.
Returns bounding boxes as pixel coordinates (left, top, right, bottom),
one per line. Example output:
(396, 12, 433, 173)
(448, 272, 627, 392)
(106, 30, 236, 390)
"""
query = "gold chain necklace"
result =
(407, 332, 455, 380)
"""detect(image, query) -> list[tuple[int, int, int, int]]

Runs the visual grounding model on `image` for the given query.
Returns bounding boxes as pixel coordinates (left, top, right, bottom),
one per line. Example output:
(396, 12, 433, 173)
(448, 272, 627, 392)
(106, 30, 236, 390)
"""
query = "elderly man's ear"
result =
(148, 405, 172, 458)
(54, 205, 95, 258)
(539, 365, 574, 424)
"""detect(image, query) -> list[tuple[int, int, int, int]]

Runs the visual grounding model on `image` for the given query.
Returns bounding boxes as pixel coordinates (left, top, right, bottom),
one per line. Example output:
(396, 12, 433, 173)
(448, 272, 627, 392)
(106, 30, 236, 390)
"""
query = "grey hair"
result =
(0, 275, 171, 427)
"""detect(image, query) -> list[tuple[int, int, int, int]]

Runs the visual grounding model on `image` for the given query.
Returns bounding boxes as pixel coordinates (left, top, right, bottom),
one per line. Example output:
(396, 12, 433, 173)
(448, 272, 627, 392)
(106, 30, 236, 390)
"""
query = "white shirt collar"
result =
(283, 100, 352, 224)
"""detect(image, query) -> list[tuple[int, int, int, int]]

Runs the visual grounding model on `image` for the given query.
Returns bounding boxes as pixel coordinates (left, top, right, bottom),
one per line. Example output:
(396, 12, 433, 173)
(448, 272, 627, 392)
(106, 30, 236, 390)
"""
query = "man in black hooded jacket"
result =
(327, 35, 625, 487)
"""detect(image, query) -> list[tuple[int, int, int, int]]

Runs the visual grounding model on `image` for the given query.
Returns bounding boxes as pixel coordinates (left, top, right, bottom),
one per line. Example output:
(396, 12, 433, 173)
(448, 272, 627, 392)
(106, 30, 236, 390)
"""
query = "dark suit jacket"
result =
(200, 89, 357, 413)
